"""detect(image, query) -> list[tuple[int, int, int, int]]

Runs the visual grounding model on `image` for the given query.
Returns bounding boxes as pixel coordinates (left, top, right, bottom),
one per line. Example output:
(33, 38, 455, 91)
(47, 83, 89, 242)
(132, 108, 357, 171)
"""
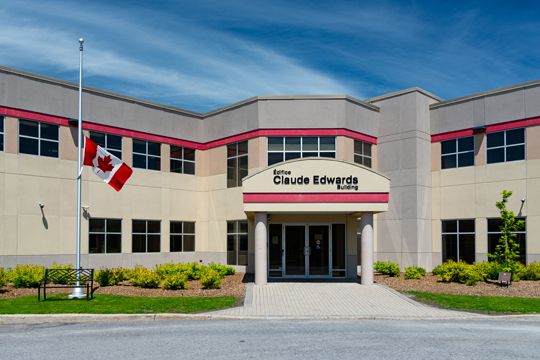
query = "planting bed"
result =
(374, 273, 540, 298)
(0, 273, 249, 300)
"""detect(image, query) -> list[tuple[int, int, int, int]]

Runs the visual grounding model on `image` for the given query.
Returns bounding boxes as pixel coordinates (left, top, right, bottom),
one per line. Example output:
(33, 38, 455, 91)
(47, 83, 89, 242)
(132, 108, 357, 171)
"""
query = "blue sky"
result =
(1, 0, 539, 113)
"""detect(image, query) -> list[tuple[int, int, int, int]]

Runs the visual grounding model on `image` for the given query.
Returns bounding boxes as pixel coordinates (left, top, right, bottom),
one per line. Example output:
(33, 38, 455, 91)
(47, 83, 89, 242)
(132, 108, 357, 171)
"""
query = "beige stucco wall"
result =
(431, 126, 540, 264)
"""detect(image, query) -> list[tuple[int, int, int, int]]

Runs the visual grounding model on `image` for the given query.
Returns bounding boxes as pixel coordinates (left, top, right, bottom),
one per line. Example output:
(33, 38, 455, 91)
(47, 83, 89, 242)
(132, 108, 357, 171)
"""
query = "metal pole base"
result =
(68, 287, 86, 299)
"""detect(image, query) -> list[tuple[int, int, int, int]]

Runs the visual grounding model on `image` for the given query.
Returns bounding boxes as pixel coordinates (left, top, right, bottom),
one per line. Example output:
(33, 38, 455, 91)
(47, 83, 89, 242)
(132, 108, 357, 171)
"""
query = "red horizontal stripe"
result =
(243, 193, 389, 203)
(0, 106, 377, 148)
(431, 116, 540, 142)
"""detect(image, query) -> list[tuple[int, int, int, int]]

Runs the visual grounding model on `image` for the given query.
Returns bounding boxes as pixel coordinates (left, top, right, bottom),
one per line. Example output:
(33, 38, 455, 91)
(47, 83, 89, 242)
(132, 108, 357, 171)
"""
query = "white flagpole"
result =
(70, 38, 85, 299)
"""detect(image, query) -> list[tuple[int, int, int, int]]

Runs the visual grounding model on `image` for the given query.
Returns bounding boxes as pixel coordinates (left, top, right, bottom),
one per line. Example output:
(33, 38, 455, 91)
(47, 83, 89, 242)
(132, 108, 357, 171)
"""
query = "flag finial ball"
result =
(79, 38, 84, 44)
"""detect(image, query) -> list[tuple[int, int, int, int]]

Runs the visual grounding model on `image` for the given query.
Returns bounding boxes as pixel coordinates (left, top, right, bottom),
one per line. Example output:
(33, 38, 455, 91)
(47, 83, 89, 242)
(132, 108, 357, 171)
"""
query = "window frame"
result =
(486, 128, 526, 164)
(169, 221, 196, 252)
(132, 220, 161, 253)
(89, 131, 122, 160)
(267, 136, 336, 166)
(441, 219, 476, 264)
(0, 115, 4, 152)
(132, 138, 161, 171)
(170, 146, 196, 175)
(440, 136, 475, 169)
(227, 220, 248, 266)
(353, 140, 372, 168)
(487, 217, 526, 264)
(18, 119, 59, 158)
(89, 218, 122, 254)
(227, 141, 248, 188)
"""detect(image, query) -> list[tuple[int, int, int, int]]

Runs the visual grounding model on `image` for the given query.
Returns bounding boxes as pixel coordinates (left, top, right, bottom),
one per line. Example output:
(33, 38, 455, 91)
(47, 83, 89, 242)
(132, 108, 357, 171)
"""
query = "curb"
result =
(2, 313, 540, 323)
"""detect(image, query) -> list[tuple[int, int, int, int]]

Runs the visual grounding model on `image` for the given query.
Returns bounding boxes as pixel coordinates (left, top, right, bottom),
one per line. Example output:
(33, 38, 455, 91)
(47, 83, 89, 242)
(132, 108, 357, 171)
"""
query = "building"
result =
(0, 65, 538, 285)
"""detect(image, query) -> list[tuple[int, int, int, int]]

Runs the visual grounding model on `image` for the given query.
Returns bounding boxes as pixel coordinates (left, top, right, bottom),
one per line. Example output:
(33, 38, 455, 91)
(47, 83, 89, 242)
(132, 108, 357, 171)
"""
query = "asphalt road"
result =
(1, 320, 539, 359)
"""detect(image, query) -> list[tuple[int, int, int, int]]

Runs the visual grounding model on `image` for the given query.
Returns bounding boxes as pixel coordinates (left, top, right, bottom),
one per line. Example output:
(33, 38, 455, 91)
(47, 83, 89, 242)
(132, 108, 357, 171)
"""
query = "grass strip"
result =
(406, 291, 540, 314)
(0, 294, 237, 314)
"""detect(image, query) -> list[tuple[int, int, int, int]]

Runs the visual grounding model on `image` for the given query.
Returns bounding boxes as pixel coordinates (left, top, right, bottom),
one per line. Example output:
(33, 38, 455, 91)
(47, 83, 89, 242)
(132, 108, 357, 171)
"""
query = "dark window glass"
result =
(184, 162, 195, 175)
(184, 222, 195, 234)
(132, 139, 146, 154)
(147, 142, 161, 156)
(285, 137, 301, 151)
(107, 220, 122, 232)
(184, 148, 195, 161)
(319, 152, 335, 158)
(506, 128, 524, 145)
(170, 145, 183, 160)
(506, 145, 525, 162)
(238, 155, 248, 186)
(184, 235, 195, 251)
(459, 234, 475, 264)
(487, 132, 504, 148)
(90, 132, 106, 147)
(302, 152, 318, 158)
(132, 234, 146, 253)
(147, 156, 160, 171)
(364, 157, 372, 168)
(237, 141, 248, 156)
(170, 235, 182, 252)
(487, 217, 525, 264)
(487, 148, 504, 164)
(170, 159, 182, 173)
(227, 221, 248, 266)
(442, 220, 457, 233)
(442, 234, 458, 262)
(285, 152, 301, 161)
(90, 219, 106, 232)
(109, 150, 122, 159)
(227, 142, 248, 187)
(106, 234, 121, 253)
(89, 234, 105, 254)
(0, 117, 4, 132)
(268, 152, 284, 166)
(19, 120, 39, 137)
(441, 140, 456, 154)
(458, 152, 474, 167)
(0, 134, 4, 152)
(20, 137, 38, 155)
(459, 220, 475, 233)
(487, 219, 503, 232)
(227, 143, 237, 158)
(108, 134, 122, 150)
(442, 219, 475, 264)
(302, 137, 318, 151)
(354, 141, 363, 154)
(133, 154, 146, 169)
(147, 221, 160, 233)
(458, 137, 474, 152)
(441, 154, 456, 169)
(147, 235, 161, 252)
(132, 220, 146, 233)
(239, 222, 248, 233)
(90, 219, 122, 254)
(364, 143, 372, 157)
(319, 137, 335, 151)
(268, 137, 283, 151)
(40, 140, 58, 158)
(170, 221, 182, 234)
(227, 158, 237, 188)
(40, 123, 58, 140)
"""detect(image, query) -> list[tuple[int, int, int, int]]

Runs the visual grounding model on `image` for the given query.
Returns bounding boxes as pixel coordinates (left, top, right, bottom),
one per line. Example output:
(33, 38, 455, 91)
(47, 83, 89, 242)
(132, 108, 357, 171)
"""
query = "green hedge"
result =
(374, 261, 400, 277)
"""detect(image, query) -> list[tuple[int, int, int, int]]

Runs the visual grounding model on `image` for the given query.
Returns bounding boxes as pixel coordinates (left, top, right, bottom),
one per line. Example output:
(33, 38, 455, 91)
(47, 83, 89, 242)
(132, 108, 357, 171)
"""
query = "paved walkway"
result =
(211, 281, 484, 319)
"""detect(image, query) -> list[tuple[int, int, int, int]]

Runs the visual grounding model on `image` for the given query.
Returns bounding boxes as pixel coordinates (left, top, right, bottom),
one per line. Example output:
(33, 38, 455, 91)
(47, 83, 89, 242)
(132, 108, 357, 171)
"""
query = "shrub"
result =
(130, 268, 161, 288)
(186, 262, 206, 280)
(94, 268, 125, 286)
(162, 273, 188, 290)
(404, 267, 422, 280)
(436, 260, 482, 285)
(125, 264, 144, 280)
(432, 265, 443, 276)
(0, 268, 9, 289)
(374, 261, 400, 277)
(413, 266, 426, 276)
(200, 269, 221, 289)
(525, 262, 540, 280)
(11, 265, 45, 288)
(208, 262, 235, 279)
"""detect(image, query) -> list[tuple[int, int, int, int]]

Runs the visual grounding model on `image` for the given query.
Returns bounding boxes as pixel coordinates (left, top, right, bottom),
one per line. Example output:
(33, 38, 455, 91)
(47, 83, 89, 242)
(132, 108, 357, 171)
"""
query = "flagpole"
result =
(70, 38, 85, 299)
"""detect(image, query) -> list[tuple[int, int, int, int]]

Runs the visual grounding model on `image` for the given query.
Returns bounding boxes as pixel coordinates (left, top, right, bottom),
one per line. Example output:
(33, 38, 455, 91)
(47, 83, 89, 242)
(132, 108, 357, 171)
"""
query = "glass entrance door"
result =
(308, 225, 330, 276)
(284, 226, 306, 276)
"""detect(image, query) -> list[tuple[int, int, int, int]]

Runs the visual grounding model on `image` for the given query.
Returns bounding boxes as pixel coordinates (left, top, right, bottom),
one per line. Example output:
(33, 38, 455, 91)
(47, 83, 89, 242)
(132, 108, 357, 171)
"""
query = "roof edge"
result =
(430, 78, 540, 109)
(364, 87, 444, 103)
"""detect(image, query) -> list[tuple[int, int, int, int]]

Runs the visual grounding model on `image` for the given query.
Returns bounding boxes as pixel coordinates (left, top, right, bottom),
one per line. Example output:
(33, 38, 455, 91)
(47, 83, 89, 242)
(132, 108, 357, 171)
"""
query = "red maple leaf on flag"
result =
(97, 155, 115, 173)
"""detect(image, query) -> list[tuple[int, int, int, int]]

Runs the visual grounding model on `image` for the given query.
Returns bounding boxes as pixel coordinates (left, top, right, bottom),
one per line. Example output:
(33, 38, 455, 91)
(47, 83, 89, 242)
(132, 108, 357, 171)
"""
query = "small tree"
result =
(487, 190, 525, 269)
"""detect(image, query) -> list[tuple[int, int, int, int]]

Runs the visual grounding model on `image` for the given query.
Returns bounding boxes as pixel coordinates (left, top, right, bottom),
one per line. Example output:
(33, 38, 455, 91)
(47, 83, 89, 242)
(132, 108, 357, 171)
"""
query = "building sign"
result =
(273, 169, 359, 191)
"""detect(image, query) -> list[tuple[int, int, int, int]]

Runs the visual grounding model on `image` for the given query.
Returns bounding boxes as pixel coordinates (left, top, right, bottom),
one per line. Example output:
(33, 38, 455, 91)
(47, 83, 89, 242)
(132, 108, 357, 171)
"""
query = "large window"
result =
(227, 221, 248, 266)
(19, 119, 59, 158)
(488, 218, 526, 264)
(0, 116, 4, 152)
(133, 139, 161, 170)
(132, 220, 161, 253)
(170, 146, 195, 175)
(89, 219, 122, 254)
(267, 136, 335, 166)
(227, 141, 248, 188)
(354, 140, 372, 168)
(442, 220, 475, 264)
(487, 128, 525, 164)
(170, 221, 195, 252)
(441, 136, 474, 169)
(90, 131, 122, 159)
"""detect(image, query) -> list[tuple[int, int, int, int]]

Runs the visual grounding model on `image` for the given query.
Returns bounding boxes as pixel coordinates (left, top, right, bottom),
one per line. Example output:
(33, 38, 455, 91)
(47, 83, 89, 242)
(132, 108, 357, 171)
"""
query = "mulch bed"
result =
(0, 273, 249, 300)
(374, 273, 540, 298)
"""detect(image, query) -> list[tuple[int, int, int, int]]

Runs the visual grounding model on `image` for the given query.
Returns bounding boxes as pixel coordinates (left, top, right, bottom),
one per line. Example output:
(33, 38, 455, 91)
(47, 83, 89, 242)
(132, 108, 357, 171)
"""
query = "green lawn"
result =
(0, 294, 237, 314)
(406, 291, 540, 314)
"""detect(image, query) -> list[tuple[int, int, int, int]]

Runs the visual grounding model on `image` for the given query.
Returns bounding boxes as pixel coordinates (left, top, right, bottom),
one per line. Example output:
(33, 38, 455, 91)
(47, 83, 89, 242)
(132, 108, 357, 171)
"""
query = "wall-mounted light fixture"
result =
(82, 206, 90, 211)
(267, 214, 271, 221)
(522, 197, 526, 202)
(39, 202, 44, 208)
(472, 126, 486, 134)
(68, 119, 79, 127)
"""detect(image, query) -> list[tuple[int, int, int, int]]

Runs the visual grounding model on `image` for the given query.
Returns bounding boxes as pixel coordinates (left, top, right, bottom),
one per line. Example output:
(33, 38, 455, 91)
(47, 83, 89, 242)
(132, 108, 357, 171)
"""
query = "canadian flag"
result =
(83, 137, 133, 191)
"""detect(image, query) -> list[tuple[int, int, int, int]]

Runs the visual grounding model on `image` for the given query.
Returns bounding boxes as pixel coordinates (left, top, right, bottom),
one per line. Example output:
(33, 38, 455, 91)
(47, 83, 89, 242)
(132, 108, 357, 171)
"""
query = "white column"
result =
(360, 212, 374, 285)
(254, 212, 268, 286)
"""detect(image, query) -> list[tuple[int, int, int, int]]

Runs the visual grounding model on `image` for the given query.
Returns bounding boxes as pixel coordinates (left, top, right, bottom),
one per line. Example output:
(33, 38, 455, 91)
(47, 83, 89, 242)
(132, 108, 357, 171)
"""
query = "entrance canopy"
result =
(243, 158, 390, 216)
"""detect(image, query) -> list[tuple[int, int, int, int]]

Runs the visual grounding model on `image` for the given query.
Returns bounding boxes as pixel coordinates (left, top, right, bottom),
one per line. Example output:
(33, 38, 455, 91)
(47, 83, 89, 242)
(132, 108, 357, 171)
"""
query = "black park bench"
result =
(38, 269, 95, 302)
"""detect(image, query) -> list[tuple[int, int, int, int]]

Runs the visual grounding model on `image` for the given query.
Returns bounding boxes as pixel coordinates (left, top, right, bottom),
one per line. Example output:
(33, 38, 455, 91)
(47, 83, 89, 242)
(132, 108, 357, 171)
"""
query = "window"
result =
(90, 131, 122, 159)
(170, 146, 195, 175)
(356, 220, 362, 266)
(487, 128, 525, 164)
(442, 220, 475, 264)
(354, 140, 372, 168)
(267, 136, 335, 166)
(0, 116, 4, 151)
(441, 136, 474, 169)
(89, 219, 122, 253)
(227, 141, 248, 188)
(170, 221, 195, 252)
(19, 119, 59, 157)
(227, 221, 248, 266)
(133, 139, 161, 170)
(488, 218, 526, 264)
(132, 220, 161, 253)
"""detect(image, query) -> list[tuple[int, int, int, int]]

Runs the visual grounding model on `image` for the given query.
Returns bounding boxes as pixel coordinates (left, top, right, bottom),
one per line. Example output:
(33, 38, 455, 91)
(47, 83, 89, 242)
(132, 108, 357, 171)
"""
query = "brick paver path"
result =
(213, 282, 483, 319)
